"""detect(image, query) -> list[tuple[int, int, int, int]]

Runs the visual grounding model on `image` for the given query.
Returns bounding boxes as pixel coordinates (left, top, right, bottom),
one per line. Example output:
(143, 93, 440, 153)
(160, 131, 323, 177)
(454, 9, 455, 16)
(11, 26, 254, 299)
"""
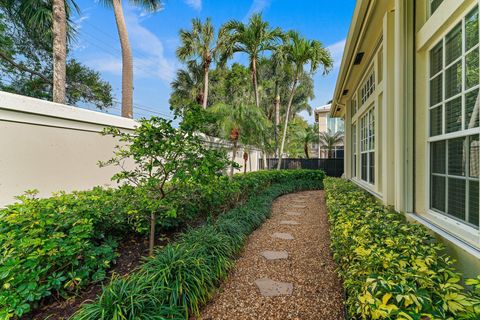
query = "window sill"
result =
(406, 212, 480, 259)
(350, 178, 382, 200)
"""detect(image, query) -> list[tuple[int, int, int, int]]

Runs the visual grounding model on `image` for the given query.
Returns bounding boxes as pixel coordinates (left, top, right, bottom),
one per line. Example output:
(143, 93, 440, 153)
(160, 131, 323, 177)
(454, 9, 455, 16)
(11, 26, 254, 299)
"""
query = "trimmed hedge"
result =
(324, 177, 480, 320)
(71, 170, 325, 319)
(0, 170, 323, 319)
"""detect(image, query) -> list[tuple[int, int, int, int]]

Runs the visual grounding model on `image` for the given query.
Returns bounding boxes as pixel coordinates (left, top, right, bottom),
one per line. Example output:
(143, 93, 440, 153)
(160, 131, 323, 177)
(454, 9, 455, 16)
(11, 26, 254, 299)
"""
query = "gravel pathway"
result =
(201, 190, 344, 320)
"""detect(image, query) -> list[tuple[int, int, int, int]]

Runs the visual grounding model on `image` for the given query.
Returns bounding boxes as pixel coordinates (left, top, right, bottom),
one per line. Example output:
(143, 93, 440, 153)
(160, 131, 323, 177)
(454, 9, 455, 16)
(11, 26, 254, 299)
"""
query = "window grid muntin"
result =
(360, 107, 375, 184)
(361, 71, 375, 105)
(428, 5, 480, 229)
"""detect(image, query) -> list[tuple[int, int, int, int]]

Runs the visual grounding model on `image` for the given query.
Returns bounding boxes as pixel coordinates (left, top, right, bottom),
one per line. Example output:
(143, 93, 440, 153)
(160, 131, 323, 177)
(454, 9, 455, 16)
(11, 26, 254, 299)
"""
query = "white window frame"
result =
(352, 122, 357, 177)
(360, 107, 375, 185)
(427, 5, 480, 232)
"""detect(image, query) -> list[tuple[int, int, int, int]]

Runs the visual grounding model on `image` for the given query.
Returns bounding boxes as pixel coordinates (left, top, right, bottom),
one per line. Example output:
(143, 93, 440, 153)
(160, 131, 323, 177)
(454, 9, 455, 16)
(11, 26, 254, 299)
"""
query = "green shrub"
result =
(324, 177, 480, 320)
(72, 170, 325, 319)
(0, 169, 323, 319)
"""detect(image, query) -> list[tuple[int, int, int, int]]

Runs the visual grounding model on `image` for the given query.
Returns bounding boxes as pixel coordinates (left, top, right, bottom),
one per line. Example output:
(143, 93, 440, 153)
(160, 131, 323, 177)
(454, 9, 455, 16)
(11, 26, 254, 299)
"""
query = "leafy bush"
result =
(324, 177, 480, 320)
(0, 169, 323, 319)
(72, 170, 325, 319)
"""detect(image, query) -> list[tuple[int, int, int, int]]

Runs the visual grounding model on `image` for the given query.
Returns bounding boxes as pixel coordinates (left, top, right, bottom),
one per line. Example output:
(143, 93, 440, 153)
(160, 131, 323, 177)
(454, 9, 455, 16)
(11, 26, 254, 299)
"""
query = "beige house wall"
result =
(332, 0, 480, 276)
(0, 92, 260, 207)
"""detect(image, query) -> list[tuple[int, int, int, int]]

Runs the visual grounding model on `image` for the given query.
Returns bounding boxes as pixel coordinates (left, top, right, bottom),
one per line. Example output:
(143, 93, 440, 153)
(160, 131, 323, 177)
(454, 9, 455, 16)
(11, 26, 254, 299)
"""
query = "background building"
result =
(314, 103, 344, 158)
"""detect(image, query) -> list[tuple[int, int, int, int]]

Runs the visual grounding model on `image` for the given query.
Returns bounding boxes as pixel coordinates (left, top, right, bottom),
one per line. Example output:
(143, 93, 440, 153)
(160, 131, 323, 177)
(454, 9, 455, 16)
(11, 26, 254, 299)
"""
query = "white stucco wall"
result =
(0, 92, 260, 207)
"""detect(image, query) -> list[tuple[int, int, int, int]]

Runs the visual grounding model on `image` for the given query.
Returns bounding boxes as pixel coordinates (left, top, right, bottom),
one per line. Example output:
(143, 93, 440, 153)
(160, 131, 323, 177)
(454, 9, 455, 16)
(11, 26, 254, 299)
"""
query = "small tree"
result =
(100, 115, 231, 256)
(319, 129, 344, 158)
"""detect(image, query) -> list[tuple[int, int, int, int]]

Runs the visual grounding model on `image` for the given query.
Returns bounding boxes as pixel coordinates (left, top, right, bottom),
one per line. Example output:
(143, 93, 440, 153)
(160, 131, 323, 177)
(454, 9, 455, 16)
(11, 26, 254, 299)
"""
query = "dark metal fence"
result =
(259, 158, 344, 177)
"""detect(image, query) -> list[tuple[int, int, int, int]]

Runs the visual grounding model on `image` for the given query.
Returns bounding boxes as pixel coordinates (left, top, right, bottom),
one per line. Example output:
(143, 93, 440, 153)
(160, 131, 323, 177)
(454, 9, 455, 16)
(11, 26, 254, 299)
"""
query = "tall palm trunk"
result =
(243, 151, 248, 174)
(112, 0, 133, 118)
(202, 54, 211, 109)
(52, 0, 67, 104)
(230, 140, 238, 176)
(251, 57, 260, 108)
(304, 142, 309, 159)
(277, 74, 298, 169)
(274, 91, 280, 157)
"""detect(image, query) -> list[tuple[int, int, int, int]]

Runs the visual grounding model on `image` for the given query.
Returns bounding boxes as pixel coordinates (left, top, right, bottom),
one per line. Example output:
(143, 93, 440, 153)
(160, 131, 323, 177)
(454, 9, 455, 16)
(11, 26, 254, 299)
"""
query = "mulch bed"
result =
(201, 190, 345, 320)
(23, 235, 149, 320)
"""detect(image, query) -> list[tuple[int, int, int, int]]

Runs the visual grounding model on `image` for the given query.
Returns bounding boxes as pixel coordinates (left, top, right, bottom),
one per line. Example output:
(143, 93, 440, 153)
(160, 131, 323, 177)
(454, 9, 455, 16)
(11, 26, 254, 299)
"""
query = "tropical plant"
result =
(176, 17, 231, 109)
(209, 102, 269, 175)
(99, 116, 231, 255)
(99, 0, 162, 118)
(0, 0, 80, 104)
(324, 177, 480, 319)
(293, 123, 319, 158)
(72, 170, 325, 320)
(0, 3, 113, 109)
(169, 60, 204, 115)
(319, 129, 343, 158)
(221, 13, 283, 108)
(277, 31, 332, 168)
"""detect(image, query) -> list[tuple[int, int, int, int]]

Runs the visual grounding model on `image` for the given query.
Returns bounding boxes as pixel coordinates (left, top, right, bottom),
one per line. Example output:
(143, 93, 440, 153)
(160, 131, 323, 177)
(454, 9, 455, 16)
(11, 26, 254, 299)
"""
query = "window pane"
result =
(448, 137, 466, 176)
(469, 180, 479, 227)
(431, 141, 446, 174)
(447, 177, 466, 221)
(445, 61, 462, 98)
(431, 175, 446, 212)
(465, 89, 479, 129)
(465, 49, 479, 90)
(430, 106, 443, 136)
(466, 7, 479, 51)
(445, 23, 462, 65)
(470, 135, 479, 178)
(445, 97, 462, 133)
(430, 74, 443, 106)
(430, 41, 443, 76)
(430, 0, 443, 15)
(369, 152, 375, 184)
(361, 153, 368, 181)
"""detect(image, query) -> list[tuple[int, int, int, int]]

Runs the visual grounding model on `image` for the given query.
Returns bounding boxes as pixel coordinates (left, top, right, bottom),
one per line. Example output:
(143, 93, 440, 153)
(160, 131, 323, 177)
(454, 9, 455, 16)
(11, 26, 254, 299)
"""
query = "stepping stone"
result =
(286, 211, 303, 216)
(272, 232, 294, 240)
(254, 278, 293, 297)
(260, 250, 289, 260)
(291, 205, 306, 208)
(280, 220, 300, 225)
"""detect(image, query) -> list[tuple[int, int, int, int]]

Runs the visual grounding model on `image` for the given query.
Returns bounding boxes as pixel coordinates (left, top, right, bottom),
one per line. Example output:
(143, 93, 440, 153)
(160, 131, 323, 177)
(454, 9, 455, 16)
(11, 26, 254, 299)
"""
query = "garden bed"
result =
(0, 170, 324, 319)
(71, 171, 325, 319)
(324, 177, 480, 320)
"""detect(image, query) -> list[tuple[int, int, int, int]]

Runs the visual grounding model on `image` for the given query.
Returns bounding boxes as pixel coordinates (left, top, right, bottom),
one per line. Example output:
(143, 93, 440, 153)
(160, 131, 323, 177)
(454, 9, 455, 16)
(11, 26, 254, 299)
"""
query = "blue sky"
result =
(72, 0, 356, 122)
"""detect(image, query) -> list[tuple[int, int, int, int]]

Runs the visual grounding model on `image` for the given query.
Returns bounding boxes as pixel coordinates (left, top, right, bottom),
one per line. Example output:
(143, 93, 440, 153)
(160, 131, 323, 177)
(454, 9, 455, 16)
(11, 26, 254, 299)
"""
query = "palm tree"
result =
(297, 124, 319, 158)
(319, 129, 344, 158)
(176, 18, 230, 109)
(277, 31, 332, 169)
(222, 13, 283, 108)
(0, 0, 79, 103)
(100, 0, 162, 118)
(169, 61, 204, 114)
(209, 102, 269, 175)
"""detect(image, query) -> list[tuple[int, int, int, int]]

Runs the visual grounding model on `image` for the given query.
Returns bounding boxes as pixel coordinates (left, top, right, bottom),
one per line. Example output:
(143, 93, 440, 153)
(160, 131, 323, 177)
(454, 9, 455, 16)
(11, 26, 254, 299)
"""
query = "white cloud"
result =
(86, 9, 176, 83)
(326, 39, 346, 68)
(184, 0, 202, 11)
(244, 0, 271, 21)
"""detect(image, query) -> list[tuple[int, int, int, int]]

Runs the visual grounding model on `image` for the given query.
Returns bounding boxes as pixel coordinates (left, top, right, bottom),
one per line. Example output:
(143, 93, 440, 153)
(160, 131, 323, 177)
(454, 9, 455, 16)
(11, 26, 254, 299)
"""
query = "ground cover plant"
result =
(71, 170, 325, 319)
(324, 177, 480, 320)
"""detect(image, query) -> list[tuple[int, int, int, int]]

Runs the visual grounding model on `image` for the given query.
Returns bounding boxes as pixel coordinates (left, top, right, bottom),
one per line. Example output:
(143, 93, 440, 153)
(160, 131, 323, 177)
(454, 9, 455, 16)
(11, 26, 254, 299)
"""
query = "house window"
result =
(430, 0, 443, 16)
(361, 71, 375, 105)
(360, 107, 375, 184)
(352, 123, 357, 177)
(429, 6, 479, 228)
